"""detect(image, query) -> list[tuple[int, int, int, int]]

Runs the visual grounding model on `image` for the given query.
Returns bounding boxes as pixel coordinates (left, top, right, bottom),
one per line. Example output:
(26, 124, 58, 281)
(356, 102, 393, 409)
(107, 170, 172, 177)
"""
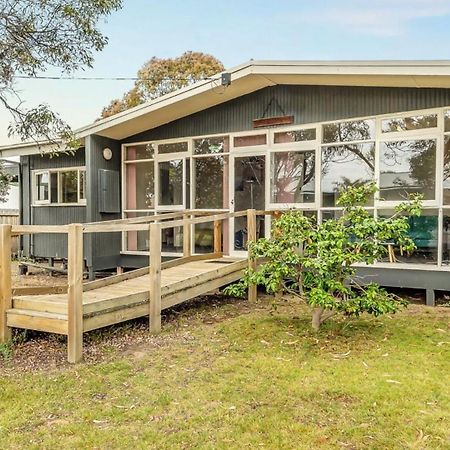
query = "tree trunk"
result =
(312, 307, 324, 331)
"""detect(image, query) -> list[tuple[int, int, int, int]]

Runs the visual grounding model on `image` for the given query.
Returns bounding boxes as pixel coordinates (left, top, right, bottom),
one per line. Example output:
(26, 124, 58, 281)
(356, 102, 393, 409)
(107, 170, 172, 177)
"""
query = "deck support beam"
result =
(247, 209, 257, 302)
(67, 224, 84, 363)
(149, 222, 162, 334)
(0, 224, 12, 343)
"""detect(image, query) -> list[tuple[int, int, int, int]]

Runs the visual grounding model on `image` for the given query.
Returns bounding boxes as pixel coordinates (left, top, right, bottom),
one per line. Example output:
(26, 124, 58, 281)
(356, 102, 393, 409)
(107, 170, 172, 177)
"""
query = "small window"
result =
(125, 143, 155, 160)
(274, 128, 316, 144)
(322, 119, 375, 144)
(158, 142, 188, 155)
(381, 114, 438, 133)
(234, 134, 267, 148)
(33, 168, 86, 206)
(194, 136, 229, 155)
(36, 172, 49, 202)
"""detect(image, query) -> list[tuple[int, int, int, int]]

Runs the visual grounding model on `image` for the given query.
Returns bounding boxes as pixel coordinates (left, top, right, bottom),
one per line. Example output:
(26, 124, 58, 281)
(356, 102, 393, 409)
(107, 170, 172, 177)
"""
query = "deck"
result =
(0, 209, 261, 363)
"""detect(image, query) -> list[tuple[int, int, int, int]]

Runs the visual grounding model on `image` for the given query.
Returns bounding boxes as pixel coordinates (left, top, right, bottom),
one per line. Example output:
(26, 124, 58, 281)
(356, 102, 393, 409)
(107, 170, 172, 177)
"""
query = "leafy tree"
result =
(0, 161, 12, 202)
(101, 51, 224, 118)
(0, 0, 122, 146)
(225, 183, 423, 330)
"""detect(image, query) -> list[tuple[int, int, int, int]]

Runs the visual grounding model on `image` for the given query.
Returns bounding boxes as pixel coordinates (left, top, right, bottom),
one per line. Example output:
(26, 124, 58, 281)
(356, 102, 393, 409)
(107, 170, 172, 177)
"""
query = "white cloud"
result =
(305, 0, 450, 37)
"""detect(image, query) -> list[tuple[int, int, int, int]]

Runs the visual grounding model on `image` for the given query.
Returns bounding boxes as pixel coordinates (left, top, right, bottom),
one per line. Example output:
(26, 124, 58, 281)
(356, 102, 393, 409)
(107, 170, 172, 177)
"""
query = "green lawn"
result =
(0, 296, 449, 449)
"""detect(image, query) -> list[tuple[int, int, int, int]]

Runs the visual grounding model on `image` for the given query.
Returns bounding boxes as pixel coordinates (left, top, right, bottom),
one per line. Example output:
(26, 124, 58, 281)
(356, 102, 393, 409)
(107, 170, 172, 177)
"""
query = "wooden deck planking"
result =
(7, 257, 246, 334)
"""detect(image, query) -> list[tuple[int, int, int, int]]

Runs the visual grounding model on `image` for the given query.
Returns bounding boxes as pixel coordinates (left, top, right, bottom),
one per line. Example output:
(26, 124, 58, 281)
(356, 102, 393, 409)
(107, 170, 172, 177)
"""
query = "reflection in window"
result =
(274, 129, 316, 144)
(322, 119, 375, 144)
(271, 151, 315, 204)
(158, 142, 188, 154)
(158, 159, 183, 206)
(382, 114, 437, 133)
(126, 162, 155, 209)
(379, 210, 438, 264)
(321, 143, 375, 207)
(36, 173, 49, 201)
(445, 110, 450, 132)
(234, 134, 267, 147)
(60, 171, 78, 203)
(162, 227, 183, 253)
(444, 136, 450, 204)
(379, 140, 436, 201)
(442, 213, 450, 265)
(125, 212, 154, 252)
(194, 155, 228, 209)
(194, 223, 214, 254)
(126, 144, 154, 160)
(79, 170, 86, 201)
(194, 136, 229, 155)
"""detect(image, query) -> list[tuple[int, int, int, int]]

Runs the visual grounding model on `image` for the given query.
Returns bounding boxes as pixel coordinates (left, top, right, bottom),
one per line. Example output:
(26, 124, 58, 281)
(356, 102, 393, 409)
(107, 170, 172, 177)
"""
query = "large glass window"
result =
(381, 114, 437, 133)
(126, 161, 155, 209)
(158, 159, 184, 206)
(270, 150, 315, 204)
(193, 155, 229, 209)
(322, 119, 375, 144)
(379, 139, 436, 201)
(321, 143, 375, 207)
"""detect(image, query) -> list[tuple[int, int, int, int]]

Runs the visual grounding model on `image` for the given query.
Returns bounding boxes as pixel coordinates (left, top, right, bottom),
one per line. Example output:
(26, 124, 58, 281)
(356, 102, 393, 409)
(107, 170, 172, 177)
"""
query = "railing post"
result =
(247, 209, 257, 302)
(0, 224, 12, 343)
(183, 214, 191, 258)
(149, 222, 162, 333)
(67, 224, 84, 363)
(213, 220, 222, 254)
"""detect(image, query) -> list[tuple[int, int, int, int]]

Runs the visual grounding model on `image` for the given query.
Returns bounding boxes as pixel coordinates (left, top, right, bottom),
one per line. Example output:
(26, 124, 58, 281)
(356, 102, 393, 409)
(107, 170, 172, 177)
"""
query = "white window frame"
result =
(32, 167, 87, 206)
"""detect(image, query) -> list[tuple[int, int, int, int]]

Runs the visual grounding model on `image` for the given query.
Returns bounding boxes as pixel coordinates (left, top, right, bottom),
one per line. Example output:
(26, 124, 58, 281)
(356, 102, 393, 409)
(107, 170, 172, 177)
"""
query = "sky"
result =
(2, 0, 450, 145)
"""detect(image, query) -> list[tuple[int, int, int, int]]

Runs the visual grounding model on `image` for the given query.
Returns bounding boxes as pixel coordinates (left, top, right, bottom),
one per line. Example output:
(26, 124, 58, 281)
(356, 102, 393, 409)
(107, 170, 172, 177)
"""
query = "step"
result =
(13, 296, 67, 315)
(7, 309, 68, 335)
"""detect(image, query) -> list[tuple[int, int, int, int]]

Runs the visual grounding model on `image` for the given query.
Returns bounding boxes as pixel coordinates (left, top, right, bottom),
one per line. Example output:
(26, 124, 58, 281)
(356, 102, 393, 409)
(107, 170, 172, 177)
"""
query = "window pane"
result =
(194, 223, 214, 254)
(158, 159, 183, 206)
(445, 110, 450, 132)
(36, 173, 49, 201)
(126, 162, 155, 209)
(444, 136, 450, 204)
(322, 119, 375, 144)
(234, 134, 267, 147)
(274, 129, 316, 144)
(125, 212, 154, 252)
(50, 173, 58, 203)
(194, 155, 228, 209)
(381, 114, 437, 133)
(442, 212, 450, 265)
(60, 171, 78, 203)
(379, 209, 438, 264)
(271, 151, 315, 204)
(162, 226, 183, 253)
(125, 144, 154, 160)
(158, 142, 188, 154)
(194, 136, 229, 155)
(321, 143, 375, 207)
(379, 140, 436, 201)
(79, 171, 86, 200)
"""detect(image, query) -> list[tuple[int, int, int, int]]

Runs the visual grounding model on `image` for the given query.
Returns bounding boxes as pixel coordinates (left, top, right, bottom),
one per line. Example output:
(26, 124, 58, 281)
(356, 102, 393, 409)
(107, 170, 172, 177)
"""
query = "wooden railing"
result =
(0, 209, 278, 363)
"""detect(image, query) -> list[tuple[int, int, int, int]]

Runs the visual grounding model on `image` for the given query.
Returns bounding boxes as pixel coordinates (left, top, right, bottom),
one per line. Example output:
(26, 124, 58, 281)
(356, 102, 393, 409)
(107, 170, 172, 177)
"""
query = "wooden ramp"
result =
(7, 256, 246, 335)
(0, 209, 263, 363)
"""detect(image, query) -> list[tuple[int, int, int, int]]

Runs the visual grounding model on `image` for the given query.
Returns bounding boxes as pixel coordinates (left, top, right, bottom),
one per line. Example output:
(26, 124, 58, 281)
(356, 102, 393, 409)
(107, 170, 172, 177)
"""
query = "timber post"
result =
(67, 224, 84, 363)
(183, 214, 191, 257)
(247, 209, 257, 302)
(214, 220, 222, 254)
(149, 222, 162, 334)
(0, 224, 12, 343)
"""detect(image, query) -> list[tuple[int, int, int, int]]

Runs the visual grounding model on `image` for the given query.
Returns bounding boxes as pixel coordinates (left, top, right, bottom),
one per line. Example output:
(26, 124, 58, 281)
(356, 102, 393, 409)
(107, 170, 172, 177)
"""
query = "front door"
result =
(230, 155, 266, 254)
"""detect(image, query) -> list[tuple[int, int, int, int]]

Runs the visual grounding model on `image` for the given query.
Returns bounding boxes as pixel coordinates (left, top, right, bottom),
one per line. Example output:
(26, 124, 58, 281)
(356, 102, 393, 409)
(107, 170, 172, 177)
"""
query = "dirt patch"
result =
(11, 261, 67, 288)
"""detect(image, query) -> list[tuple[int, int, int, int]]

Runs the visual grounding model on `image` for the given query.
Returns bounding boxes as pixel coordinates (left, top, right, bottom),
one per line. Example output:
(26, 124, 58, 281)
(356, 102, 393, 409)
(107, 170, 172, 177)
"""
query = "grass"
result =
(0, 296, 449, 449)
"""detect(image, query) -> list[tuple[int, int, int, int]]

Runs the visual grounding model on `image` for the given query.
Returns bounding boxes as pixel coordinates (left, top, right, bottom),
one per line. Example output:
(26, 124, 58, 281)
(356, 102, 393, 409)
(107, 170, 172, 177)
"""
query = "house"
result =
(2, 59, 450, 304)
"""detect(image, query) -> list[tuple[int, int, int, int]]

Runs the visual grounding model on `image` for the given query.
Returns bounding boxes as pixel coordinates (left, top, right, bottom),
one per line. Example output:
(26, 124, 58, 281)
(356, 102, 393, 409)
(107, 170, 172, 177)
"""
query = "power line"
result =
(12, 75, 215, 82)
